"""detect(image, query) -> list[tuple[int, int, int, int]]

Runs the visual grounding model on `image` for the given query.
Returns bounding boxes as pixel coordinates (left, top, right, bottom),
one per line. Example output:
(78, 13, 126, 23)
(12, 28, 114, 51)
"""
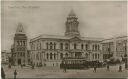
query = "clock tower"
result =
(65, 9, 80, 37)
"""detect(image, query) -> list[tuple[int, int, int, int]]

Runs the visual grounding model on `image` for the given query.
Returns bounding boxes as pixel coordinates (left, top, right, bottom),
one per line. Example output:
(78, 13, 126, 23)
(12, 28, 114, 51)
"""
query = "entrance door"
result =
(18, 59, 21, 65)
(75, 52, 82, 58)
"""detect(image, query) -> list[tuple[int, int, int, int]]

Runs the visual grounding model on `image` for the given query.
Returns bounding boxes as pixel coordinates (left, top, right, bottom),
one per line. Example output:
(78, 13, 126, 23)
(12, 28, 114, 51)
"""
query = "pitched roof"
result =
(30, 34, 103, 42)
(16, 23, 25, 34)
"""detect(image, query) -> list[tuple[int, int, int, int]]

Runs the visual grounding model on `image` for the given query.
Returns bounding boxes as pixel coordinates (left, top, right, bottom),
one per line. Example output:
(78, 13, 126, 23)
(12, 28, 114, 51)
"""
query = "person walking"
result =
(93, 66, 97, 72)
(107, 65, 110, 71)
(14, 70, 17, 79)
(1, 67, 5, 79)
(119, 65, 122, 72)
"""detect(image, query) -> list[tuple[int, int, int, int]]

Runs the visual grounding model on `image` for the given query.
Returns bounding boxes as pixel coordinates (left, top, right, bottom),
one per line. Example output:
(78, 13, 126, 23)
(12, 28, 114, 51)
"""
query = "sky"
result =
(1, 1, 127, 51)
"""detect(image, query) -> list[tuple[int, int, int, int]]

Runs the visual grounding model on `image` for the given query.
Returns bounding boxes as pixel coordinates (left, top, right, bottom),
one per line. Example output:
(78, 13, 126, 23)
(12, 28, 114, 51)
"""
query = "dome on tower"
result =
(68, 9, 76, 16)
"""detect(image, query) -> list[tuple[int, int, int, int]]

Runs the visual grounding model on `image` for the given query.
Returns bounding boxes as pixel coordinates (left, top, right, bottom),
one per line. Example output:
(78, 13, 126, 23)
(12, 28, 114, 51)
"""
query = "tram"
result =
(60, 57, 89, 69)
(60, 57, 105, 69)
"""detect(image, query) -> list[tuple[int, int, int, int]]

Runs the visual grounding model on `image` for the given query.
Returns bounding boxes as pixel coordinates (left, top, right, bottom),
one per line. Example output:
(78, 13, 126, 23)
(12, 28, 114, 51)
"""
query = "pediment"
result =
(70, 36, 82, 41)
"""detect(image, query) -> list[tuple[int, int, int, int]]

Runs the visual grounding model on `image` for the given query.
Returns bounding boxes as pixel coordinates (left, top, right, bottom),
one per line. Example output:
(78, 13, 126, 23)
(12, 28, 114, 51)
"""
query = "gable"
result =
(69, 36, 82, 41)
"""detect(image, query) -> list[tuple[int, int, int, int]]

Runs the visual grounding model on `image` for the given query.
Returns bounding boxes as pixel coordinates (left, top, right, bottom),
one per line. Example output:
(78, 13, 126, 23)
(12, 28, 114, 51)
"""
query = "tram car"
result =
(60, 57, 89, 69)
(60, 57, 105, 69)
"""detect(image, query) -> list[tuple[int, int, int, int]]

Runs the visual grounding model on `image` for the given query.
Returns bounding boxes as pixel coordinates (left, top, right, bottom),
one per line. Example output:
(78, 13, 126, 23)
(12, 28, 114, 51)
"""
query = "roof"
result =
(16, 23, 25, 34)
(68, 9, 76, 16)
(30, 34, 103, 42)
(101, 36, 128, 43)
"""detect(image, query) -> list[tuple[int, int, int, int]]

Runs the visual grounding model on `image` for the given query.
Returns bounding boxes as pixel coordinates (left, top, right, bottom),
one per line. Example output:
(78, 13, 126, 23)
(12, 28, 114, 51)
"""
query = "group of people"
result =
(1, 67, 17, 79)
(93, 65, 123, 72)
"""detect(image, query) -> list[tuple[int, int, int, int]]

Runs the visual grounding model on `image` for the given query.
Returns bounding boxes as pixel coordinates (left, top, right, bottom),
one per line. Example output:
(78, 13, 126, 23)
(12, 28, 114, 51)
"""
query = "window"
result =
(60, 53, 63, 59)
(86, 44, 88, 50)
(50, 42, 53, 49)
(60, 43, 63, 50)
(95, 53, 97, 59)
(81, 44, 84, 49)
(23, 41, 25, 46)
(98, 54, 99, 59)
(65, 43, 69, 49)
(46, 43, 48, 49)
(92, 45, 94, 50)
(54, 53, 56, 59)
(47, 53, 49, 59)
(36, 54, 39, 60)
(17, 41, 20, 45)
(65, 53, 68, 57)
(50, 53, 52, 60)
(74, 43, 77, 49)
(95, 45, 97, 51)
(54, 43, 56, 49)
(93, 54, 94, 59)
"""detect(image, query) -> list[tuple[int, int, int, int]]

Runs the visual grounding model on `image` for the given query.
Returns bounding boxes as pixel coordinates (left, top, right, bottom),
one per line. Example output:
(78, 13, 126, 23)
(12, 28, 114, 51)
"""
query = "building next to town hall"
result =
(11, 23, 30, 65)
(29, 10, 104, 67)
(101, 36, 128, 60)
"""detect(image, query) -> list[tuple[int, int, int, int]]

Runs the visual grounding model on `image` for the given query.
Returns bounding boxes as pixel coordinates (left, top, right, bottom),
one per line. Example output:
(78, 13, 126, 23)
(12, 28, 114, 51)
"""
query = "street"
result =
(3, 64, 128, 78)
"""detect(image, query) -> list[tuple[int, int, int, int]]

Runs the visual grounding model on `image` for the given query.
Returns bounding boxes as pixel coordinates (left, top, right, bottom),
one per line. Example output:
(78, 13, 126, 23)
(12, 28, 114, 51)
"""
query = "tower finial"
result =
(68, 9, 76, 16)
(16, 22, 25, 34)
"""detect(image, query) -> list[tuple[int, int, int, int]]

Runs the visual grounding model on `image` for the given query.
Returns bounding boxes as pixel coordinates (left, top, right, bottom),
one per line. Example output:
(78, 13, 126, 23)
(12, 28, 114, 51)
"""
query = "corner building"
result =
(30, 10, 104, 67)
(11, 23, 29, 65)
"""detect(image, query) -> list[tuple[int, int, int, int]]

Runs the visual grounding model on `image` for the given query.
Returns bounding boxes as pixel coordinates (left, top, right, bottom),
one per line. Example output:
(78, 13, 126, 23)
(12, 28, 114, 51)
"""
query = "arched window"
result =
(50, 53, 52, 60)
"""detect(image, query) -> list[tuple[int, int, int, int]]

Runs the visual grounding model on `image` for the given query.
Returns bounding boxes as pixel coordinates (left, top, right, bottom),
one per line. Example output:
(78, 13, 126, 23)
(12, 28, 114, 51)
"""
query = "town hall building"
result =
(29, 10, 104, 67)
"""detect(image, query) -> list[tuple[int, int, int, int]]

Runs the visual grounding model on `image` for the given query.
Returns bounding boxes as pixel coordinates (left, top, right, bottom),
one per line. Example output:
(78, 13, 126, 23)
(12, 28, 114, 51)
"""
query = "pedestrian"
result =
(119, 65, 122, 72)
(93, 66, 97, 72)
(8, 64, 11, 69)
(107, 65, 109, 71)
(64, 66, 66, 72)
(14, 70, 17, 79)
(32, 64, 34, 69)
(1, 67, 5, 79)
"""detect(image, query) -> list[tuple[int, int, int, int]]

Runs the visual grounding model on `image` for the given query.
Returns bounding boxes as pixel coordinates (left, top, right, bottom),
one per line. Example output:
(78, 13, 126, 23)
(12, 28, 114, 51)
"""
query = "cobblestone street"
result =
(3, 64, 128, 78)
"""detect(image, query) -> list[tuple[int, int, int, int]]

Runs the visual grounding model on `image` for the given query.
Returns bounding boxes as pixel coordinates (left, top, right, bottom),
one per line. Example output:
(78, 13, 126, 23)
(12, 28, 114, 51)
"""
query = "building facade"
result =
(30, 10, 103, 67)
(101, 36, 128, 60)
(11, 23, 29, 65)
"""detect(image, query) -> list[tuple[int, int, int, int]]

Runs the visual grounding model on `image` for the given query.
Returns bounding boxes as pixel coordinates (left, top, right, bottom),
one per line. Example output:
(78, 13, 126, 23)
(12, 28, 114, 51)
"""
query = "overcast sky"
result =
(1, 1, 127, 51)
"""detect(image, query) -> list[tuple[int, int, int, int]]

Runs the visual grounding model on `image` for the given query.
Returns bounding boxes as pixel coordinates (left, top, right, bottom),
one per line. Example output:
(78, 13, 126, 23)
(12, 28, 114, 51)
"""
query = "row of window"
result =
(92, 53, 100, 59)
(17, 40, 26, 46)
(31, 42, 100, 51)
(34, 53, 69, 60)
(17, 48, 26, 51)
(17, 52, 25, 57)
